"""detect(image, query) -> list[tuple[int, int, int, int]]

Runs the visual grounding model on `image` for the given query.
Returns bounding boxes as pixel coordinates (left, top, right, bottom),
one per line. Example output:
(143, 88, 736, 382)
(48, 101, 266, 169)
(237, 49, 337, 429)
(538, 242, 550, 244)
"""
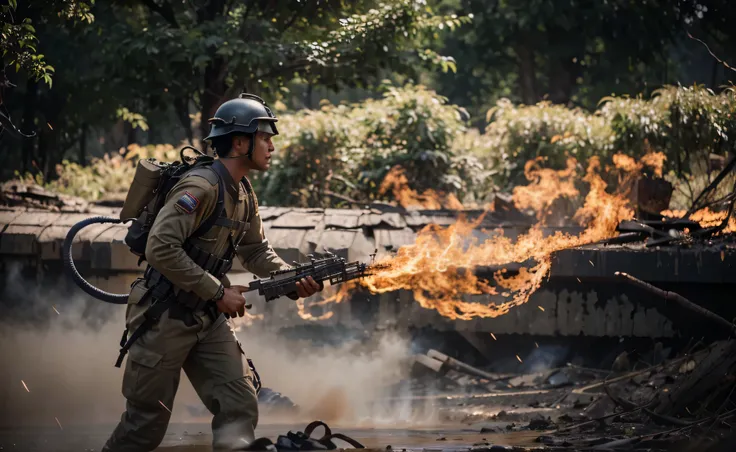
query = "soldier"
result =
(102, 94, 322, 452)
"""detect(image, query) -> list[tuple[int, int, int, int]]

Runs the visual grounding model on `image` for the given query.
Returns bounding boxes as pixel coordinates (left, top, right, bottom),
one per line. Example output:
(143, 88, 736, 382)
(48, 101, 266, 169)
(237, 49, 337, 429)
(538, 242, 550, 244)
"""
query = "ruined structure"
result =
(3, 179, 735, 350)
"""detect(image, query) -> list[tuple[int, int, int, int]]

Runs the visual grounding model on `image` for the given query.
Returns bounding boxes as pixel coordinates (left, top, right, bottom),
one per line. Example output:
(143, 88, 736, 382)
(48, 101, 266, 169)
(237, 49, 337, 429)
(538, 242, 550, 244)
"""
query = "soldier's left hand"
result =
(295, 276, 322, 298)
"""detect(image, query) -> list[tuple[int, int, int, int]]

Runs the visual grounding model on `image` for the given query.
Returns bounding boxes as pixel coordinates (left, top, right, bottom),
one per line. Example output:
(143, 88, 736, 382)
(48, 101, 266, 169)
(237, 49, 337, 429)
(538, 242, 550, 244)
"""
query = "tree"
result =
(0, 0, 469, 180)
(94, 0, 468, 148)
(428, 0, 732, 120)
(1, 0, 95, 176)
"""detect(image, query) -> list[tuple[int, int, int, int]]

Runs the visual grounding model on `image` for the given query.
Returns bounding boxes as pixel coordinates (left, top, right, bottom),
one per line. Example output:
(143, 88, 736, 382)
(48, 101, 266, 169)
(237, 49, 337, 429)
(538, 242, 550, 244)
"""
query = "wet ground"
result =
(0, 422, 543, 452)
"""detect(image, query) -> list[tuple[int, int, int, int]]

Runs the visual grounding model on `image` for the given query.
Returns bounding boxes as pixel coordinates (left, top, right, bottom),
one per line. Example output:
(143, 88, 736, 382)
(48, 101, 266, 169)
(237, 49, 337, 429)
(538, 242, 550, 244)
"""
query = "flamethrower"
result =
(62, 212, 384, 305)
(244, 252, 386, 303)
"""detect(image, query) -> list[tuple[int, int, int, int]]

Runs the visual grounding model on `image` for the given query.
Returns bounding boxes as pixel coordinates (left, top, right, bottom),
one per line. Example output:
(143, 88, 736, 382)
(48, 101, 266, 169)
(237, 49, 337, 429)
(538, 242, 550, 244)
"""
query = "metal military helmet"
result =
(204, 93, 279, 141)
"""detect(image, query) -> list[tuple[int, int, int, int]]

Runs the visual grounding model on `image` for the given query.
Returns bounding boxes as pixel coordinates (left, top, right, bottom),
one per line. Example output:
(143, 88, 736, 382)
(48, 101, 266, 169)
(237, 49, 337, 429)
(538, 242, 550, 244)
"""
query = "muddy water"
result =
(0, 422, 543, 451)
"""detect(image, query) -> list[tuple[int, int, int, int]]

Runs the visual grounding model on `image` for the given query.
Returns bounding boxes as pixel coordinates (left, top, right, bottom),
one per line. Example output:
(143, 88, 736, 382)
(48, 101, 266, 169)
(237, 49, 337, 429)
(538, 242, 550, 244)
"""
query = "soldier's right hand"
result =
(216, 285, 250, 317)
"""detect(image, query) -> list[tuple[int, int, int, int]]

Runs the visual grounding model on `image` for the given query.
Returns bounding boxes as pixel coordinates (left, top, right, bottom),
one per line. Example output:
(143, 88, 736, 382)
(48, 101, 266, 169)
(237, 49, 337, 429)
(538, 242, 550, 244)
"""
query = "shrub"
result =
(254, 84, 489, 207)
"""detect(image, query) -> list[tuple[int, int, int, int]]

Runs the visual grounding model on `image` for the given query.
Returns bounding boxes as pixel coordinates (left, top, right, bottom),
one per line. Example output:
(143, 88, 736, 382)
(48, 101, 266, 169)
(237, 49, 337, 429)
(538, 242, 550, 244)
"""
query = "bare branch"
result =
(616, 271, 736, 333)
(687, 31, 736, 74)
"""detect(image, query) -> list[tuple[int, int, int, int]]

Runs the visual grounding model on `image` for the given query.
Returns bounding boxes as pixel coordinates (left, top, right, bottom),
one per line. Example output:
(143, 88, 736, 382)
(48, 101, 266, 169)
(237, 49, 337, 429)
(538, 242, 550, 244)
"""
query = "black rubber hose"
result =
(62, 216, 131, 304)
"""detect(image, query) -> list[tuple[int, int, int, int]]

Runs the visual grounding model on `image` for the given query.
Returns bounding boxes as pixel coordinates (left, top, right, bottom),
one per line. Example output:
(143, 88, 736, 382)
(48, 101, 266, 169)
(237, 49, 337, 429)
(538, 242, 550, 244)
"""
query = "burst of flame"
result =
(353, 155, 639, 320)
(379, 165, 464, 210)
(294, 152, 664, 321)
(512, 157, 579, 222)
(295, 285, 353, 320)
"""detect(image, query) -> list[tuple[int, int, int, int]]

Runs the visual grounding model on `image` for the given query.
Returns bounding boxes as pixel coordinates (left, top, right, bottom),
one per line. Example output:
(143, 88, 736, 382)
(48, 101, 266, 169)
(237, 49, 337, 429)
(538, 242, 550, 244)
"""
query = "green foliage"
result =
(428, 0, 727, 121)
(10, 85, 736, 214)
(254, 84, 489, 207)
(601, 85, 736, 174)
(0, 1, 95, 87)
(116, 107, 149, 132)
(482, 99, 613, 188)
(0, 0, 470, 183)
(16, 142, 182, 201)
(1, 13, 54, 86)
(477, 85, 736, 208)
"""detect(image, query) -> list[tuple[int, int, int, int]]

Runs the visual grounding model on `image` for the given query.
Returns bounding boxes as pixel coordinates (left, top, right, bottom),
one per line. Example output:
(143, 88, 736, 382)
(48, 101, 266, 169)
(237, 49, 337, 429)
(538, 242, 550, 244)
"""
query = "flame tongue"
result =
(299, 152, 665, 321)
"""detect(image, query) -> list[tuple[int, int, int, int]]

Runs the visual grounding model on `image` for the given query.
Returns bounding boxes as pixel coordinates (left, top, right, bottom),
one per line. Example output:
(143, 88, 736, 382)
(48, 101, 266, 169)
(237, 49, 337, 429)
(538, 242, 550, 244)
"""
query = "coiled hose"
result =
(62, 216, 131, 304)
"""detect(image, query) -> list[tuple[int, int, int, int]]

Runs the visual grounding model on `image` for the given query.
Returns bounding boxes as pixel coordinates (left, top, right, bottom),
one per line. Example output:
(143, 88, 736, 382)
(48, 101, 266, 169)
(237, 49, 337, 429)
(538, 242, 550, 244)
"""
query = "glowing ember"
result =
(21, 380, 29, 392)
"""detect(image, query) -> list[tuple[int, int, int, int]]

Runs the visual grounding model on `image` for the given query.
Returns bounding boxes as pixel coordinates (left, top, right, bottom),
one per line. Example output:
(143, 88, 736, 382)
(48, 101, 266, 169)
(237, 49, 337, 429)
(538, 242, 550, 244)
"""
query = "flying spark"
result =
(158, 400, 172, 413)
(538, 306, 545, 312)
(490, 333, 497, 340)
(516, 355, 523, 363)
(55, 417, 63, 430)
(21, 380, 29, 392)
(52, 305, 60, 315)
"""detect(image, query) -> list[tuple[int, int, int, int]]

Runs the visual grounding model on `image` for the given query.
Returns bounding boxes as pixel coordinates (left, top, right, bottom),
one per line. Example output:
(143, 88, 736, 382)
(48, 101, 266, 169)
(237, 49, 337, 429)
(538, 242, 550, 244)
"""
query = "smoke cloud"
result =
(0, 262, 430, 430)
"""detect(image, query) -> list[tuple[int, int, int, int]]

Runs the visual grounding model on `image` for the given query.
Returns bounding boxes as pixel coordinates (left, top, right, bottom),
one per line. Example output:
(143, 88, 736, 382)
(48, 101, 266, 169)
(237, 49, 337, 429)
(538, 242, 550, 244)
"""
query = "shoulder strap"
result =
(191, 164, 226, 238)
(241, 176, 256, 223)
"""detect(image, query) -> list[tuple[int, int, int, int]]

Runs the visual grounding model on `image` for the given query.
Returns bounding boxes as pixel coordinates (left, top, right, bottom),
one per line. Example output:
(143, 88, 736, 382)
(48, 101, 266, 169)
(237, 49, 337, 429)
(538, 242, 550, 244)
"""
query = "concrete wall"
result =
(6, 205, 725, 338)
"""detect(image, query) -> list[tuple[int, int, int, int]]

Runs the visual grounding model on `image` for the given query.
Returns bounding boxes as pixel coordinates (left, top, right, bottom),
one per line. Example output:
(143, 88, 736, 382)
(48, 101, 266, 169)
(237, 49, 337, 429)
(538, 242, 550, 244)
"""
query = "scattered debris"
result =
(0, 180, 89, 211)
(403, 335, 736, 451)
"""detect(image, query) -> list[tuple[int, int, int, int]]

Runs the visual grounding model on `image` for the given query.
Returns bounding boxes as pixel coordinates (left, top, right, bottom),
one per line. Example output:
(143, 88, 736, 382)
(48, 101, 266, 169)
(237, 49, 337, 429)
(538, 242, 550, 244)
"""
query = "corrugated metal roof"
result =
(0, 205, 533, 271)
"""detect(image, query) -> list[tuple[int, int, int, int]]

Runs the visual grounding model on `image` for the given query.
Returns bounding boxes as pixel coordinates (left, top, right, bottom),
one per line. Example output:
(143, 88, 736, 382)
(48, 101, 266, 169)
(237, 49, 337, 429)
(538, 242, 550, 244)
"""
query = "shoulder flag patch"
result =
(175, 191, 200, 214)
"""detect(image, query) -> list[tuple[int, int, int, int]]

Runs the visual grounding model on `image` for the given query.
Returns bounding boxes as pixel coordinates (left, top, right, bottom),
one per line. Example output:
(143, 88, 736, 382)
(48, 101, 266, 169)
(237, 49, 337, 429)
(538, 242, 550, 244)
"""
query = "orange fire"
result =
(296, 152, 666, 321)
(379, 165, 464, 210)
(512, 157, 579, 222)
(660, 207, 736, 232)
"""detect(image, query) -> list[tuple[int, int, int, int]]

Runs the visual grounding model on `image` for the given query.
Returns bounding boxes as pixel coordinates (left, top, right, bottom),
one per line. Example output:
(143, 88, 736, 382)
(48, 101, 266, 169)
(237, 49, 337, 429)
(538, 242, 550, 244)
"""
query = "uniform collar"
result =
(212, 159, 240, 201)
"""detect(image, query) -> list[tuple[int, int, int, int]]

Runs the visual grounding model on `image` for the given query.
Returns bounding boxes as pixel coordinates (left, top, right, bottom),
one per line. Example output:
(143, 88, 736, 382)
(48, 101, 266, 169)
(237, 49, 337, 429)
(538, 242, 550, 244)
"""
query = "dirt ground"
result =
(0, 422, 543, 452)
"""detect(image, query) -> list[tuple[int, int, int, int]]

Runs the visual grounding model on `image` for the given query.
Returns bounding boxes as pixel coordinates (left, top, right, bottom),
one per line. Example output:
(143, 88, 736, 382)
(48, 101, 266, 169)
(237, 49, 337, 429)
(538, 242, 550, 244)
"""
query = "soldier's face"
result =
(250, 132, 275, 171)
(231, 133, 275, 171)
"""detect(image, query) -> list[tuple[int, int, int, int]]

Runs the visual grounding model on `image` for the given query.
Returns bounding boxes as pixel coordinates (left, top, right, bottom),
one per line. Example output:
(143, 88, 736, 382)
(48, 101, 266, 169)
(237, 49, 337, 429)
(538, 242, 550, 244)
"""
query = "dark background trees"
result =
(1, 0, 735, 203)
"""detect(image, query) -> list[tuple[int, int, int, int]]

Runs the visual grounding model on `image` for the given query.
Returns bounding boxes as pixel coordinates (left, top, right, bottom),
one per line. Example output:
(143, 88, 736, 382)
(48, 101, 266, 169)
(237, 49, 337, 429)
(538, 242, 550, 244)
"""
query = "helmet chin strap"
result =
(218, 133, 255, 161)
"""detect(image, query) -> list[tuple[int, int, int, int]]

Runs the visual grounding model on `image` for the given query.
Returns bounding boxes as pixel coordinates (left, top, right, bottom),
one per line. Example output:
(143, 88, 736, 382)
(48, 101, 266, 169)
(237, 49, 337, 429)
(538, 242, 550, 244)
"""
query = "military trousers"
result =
(102, 279, 259, 452)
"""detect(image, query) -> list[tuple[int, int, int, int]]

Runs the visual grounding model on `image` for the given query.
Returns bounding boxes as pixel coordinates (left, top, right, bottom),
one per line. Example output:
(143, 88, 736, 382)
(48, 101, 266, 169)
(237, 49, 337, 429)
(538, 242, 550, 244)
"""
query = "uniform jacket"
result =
(142, 160, 289, 302)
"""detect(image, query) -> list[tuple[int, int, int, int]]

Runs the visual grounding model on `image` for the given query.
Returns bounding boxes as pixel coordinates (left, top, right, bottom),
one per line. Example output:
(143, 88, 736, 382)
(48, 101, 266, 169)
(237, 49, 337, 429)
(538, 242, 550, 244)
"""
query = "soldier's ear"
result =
(233, 135, 250, 151)
(231, 135, 243, 151)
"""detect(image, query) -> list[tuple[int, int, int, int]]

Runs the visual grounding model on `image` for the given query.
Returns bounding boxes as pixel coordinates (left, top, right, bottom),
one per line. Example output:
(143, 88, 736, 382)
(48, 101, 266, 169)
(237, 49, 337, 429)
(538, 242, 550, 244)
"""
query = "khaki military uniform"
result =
(102, 160, 288, 452)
